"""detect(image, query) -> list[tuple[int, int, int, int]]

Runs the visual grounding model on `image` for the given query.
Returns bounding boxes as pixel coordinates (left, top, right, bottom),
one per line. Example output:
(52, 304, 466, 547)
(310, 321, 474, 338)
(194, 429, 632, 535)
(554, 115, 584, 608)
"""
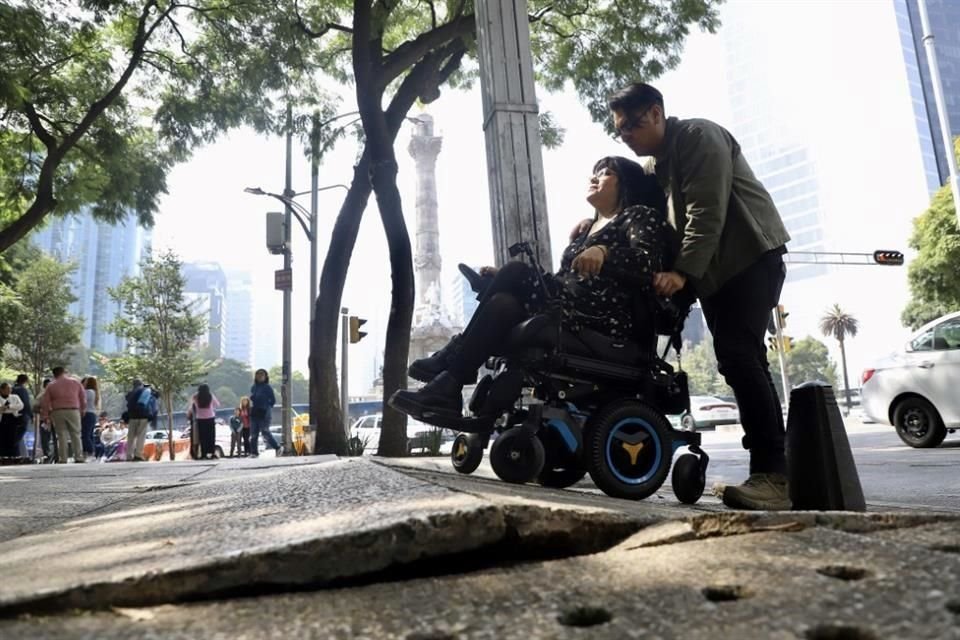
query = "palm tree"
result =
(819, 304, 860, 410)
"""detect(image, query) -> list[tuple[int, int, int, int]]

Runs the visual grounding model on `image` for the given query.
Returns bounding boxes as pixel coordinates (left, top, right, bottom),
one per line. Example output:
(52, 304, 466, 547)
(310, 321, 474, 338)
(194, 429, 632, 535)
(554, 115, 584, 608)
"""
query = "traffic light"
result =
(782, 335, 794, 353)
(776, 304, 789, 330)
(349, 316, 367, 343)
(873, 250, 904, 266)
(768, 336, 781, 352)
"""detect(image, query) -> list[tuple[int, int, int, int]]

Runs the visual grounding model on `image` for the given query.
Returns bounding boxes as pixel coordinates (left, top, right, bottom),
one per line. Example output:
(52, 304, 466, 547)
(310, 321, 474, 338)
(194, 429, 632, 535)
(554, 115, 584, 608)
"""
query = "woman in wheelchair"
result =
(390, 155, 674, 421)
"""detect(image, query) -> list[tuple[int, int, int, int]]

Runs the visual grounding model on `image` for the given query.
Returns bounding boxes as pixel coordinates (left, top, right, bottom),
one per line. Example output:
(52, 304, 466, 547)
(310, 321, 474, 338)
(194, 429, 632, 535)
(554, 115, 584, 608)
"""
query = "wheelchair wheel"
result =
(671, 453, 706, 504)
(536, 427, 586, 488)
(585, 400, 672, 500)
(450, 433, 483, 474)
(490, 428, 545, 484)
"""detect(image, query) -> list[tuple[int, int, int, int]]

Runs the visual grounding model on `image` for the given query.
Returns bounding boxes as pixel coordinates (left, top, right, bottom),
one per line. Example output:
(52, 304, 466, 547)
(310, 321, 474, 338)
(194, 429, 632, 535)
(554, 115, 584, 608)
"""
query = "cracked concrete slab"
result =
(4, 516, 958, 639)
(0, 458, 651, 616)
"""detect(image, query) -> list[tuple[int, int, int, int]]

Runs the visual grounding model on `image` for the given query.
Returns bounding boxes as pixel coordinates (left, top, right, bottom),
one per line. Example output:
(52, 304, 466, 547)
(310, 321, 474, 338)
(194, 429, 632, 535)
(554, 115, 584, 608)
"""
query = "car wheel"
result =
(893, 397, 947, 448)
(680, 413, 697, 432)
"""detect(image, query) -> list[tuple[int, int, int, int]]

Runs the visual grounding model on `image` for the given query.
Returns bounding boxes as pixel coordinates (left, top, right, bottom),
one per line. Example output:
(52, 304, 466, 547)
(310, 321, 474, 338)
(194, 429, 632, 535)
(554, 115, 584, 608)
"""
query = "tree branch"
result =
(22, 103, 57, 149)
(379, 14, 474, 90)
(293, 0, 353, 39)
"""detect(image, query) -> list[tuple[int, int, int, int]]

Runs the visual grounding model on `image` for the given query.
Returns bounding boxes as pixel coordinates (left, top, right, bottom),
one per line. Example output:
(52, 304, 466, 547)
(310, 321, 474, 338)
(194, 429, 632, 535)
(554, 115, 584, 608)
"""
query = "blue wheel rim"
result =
(605, 417, 662, 485)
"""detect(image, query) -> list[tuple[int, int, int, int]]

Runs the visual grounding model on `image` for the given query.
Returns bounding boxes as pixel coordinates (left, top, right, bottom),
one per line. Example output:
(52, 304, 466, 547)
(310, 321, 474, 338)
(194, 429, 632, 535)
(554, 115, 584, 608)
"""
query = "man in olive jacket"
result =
(610, 83, 792, 510)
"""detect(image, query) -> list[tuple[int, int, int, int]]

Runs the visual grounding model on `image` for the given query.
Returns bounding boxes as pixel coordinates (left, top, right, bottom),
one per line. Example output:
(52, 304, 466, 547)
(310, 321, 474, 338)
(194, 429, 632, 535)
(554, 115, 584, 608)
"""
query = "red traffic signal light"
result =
(873, 250, 904, 266)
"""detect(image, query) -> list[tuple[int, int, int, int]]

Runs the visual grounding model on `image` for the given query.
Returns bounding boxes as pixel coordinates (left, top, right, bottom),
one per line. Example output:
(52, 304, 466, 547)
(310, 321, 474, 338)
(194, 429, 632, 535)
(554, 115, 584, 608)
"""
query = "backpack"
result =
(127, 387, 153, 418)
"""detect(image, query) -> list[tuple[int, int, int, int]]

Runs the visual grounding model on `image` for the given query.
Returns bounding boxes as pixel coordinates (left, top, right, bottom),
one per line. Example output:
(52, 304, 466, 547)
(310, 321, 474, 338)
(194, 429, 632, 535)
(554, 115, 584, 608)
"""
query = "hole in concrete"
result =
(558, 606, 613, 627)
(406, 632, 455, 640)
(804, 624, 878, 640)
(816, 565, 872, 581)
(946, 600, 960, 615)
(931, 544, 960, 554)
(702, 585, 751, 602)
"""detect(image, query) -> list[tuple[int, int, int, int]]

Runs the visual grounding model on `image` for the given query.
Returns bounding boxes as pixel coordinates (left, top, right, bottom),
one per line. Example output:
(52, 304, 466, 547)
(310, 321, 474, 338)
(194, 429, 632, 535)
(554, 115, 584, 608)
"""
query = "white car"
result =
(861, 311, 960, 448)
(680, 396, 740, 431)
(349, 414, 453, 455)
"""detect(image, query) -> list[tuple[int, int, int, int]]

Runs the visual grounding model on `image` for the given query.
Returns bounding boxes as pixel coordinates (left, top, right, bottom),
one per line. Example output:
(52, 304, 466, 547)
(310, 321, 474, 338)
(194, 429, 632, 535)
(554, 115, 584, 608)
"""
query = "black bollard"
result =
(785, 381, 866, 511)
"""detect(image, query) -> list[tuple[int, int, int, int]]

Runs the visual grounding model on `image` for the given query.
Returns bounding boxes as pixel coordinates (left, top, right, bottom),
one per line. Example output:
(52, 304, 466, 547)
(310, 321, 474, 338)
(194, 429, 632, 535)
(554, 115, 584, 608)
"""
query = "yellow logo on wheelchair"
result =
(621, 441, 645, 466)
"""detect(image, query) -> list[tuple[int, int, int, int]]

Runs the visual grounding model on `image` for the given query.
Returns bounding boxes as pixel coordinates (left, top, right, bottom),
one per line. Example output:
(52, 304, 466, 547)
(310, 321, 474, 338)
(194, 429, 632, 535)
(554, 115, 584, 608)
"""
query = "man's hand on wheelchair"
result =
(479, 266, 498, 277)
(653, 271, 686, 297)
(571, 246, 607, 278)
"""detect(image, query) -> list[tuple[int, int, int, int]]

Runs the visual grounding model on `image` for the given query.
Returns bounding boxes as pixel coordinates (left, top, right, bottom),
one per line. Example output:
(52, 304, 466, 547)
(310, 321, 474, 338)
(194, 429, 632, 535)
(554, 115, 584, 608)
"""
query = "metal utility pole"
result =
(281, 103, 293, 455)
(340, 307, 350, 442)
(309, 113, 320, 442)
(917, 0, 960, 227)
(773, 308, 791, 412)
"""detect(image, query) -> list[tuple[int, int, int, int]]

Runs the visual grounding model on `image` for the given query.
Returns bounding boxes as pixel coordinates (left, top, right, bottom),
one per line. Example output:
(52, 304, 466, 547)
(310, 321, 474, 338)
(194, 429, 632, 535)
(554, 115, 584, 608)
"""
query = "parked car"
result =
(680, 395, 740, 431)
(349, 414, 453, 454)
(861, 310, 960, 448)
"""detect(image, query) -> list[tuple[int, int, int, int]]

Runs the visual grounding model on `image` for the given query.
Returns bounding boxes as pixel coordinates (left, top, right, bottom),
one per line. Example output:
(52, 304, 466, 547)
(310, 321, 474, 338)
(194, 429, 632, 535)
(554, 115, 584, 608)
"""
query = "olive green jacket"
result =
(651, 117, 790, 298)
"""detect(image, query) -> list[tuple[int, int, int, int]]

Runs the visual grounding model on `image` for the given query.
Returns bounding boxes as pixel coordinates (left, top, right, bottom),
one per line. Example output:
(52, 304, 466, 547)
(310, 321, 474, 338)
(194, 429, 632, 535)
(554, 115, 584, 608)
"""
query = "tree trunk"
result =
(839, 338, 852, 411)
(310, 151, 374, 455)
(371, 157, 414, 458)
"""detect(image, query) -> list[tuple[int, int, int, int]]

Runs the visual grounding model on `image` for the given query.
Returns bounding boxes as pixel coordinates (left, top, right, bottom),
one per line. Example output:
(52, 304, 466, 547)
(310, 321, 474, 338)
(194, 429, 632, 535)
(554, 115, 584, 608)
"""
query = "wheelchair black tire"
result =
(585, 400, 672, 500)
(490, 428, 545, 484)
(450, 433, 484, 474)
(537, 464, 587, 489)
(671, 453, 705, 504)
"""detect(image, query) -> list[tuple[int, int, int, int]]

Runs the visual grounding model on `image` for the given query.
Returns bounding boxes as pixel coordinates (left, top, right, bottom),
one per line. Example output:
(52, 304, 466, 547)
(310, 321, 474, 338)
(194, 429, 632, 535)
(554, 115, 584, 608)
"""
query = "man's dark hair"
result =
(608, 83, 665, 114)
(15, 374, 28, 385)
(592, 156, 667, 216)
(51, 366, 65, 377)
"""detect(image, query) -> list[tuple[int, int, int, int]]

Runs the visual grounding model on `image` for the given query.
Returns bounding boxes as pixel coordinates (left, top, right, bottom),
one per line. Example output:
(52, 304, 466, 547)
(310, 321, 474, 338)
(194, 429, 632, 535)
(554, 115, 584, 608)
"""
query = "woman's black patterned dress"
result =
(521, 204, 673, 339)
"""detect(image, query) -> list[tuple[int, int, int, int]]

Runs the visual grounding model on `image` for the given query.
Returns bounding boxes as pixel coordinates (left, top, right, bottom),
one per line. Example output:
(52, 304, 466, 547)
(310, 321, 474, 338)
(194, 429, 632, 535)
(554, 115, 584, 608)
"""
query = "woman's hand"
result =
(571, 245, 607, 278)
(569, 217, 593, 241)
(653, 271, 687, 296)
(479, 266, 498, 277)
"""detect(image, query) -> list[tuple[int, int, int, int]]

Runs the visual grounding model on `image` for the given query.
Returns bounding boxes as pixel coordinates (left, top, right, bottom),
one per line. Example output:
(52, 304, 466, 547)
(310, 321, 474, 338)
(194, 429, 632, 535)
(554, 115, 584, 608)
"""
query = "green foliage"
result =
(677, 337, 731, 397)
(268, 365, 309, 404)
(204, 357, 254, 405)
(768, 336, 837, 400)
(2, 255, 83, 390)
(105, 250, 208, 455)
(902, 145, 960, 329)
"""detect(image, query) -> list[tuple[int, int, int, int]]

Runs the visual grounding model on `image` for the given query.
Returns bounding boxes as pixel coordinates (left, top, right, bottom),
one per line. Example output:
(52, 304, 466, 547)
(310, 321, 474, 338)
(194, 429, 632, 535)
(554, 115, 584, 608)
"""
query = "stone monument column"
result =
(408, 114, 443, 310)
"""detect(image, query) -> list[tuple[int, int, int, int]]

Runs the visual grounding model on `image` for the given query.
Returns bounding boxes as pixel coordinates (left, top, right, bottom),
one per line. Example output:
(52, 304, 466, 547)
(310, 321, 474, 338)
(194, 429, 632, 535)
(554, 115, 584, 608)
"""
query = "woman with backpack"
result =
(249, 369, 280, 458)
(187, 384, 220, 459)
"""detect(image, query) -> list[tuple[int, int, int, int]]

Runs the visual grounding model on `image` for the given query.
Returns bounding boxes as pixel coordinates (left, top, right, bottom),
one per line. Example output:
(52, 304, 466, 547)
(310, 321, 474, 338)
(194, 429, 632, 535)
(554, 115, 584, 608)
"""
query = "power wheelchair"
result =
(415, 241, 710, 504)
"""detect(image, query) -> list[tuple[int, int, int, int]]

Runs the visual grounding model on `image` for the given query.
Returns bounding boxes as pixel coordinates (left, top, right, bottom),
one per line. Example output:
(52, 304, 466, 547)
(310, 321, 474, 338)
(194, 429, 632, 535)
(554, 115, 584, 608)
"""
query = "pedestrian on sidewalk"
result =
(238, 396, 251, 456)
(249, 369, 280, 458)
(0, 383, 26, 459)
(188, 384, 220, 459)
(124, 379, 155, 462)
(12, 375, 32, 459)
(32, 378, 55, 462)
(607, 82, 791, 510)
(41, 367, 86, 463)
(81, 376, 100, 459)
(228, 407, 244, 457)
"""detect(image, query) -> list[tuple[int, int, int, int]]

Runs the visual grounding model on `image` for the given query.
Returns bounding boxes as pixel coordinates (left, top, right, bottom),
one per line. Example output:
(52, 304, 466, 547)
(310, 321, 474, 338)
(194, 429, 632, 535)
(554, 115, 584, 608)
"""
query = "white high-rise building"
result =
(32, 209, 151, 354)
(715, 0, 941, 384)
(224, 270, 255, 367)
(182, 262, 227, 357)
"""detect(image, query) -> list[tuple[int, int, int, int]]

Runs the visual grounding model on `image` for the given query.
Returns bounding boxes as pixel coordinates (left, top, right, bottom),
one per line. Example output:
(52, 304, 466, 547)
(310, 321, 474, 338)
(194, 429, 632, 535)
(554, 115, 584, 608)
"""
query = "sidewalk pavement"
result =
(0, 456, 958, 639)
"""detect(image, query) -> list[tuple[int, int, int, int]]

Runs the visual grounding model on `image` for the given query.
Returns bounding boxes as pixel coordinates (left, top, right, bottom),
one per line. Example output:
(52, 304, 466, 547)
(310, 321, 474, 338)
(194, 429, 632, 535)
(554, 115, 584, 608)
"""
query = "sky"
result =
(151, 0, 937, 395)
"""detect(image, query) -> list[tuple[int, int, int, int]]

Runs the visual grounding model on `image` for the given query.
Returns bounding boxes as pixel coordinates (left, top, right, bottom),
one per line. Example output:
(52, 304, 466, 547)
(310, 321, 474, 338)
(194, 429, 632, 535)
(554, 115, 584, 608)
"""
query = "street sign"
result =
(274, 268, 292, 291)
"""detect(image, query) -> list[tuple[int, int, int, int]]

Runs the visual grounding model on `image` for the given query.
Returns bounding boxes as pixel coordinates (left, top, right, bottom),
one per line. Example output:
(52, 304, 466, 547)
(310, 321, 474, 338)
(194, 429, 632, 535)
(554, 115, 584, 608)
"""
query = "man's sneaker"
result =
(721, 473, 791, 511)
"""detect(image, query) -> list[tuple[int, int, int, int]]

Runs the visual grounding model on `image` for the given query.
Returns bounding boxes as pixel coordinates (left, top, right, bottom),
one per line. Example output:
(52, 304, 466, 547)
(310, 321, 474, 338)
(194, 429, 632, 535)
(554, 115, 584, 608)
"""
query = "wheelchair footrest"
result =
(669, 429, 701, 447)
(416, 413, 497, 434)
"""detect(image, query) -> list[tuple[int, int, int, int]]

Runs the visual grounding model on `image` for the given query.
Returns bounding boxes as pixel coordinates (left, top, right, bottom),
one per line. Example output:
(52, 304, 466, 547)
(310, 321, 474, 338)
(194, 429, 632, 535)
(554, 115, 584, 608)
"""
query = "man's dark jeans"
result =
(700, 250, 787, 475)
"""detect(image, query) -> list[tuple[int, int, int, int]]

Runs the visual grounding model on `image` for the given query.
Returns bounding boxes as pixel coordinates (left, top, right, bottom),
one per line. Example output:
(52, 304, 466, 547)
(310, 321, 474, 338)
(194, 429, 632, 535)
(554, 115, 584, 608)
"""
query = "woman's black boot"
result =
(408, 335, 476, 384)
(389, 372, 463, 421)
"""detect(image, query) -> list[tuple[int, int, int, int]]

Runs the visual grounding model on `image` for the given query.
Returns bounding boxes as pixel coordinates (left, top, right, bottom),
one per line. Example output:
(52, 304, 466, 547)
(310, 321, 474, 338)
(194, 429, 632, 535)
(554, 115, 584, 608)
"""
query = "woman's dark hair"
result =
(254, 368, 269, 384)
(196, 384, 213, 409)
(592, 156, 666, 216)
